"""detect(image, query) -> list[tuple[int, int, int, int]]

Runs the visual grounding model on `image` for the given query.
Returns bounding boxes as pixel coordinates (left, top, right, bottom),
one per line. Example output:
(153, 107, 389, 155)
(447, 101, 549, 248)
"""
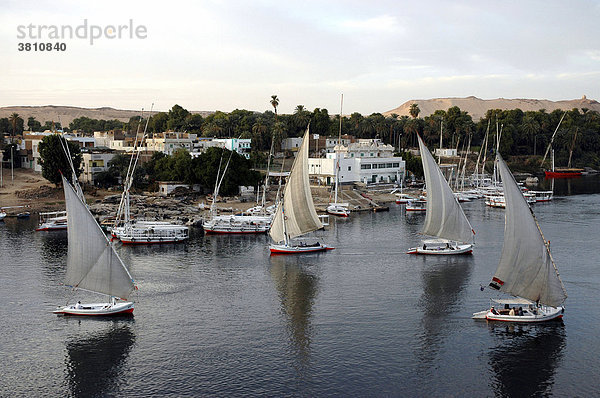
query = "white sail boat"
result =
(202, 147, 273, 234)
(407, 134, 475, 255)
(473, 154, 567, 322)
(326, 94, 350, 218)
(36, 210, 68, 231)
(269, 127, 334, 254)
(54, 175, 136, 316)
(111, 110, 189, 244)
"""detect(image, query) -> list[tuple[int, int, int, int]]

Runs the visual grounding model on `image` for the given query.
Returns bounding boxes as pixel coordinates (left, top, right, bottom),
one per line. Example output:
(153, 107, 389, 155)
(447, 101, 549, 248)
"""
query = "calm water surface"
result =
(1, 176, 600, 397)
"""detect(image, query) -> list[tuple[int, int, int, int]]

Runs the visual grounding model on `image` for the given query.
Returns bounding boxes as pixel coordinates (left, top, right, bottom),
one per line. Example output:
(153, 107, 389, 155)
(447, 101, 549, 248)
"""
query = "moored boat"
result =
(36, 211, 68, 231)
(405, 199, 427, 212)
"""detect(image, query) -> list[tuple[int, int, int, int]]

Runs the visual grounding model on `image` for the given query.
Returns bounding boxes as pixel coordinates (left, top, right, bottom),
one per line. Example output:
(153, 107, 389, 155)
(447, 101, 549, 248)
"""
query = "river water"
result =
(1, 176, 599, 397)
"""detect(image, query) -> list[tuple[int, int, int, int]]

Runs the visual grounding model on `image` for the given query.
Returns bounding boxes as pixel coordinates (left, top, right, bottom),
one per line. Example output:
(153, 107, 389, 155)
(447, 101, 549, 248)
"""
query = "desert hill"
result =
(0, 105, 213, 127)
(384, 95, 600, 121)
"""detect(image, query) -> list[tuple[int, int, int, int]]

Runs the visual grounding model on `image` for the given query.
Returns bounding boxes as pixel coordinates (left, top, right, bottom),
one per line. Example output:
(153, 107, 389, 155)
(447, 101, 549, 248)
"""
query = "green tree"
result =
(27, 117, 42, 132)
(409, 103, 420, 119)
(270, 95, 279, 118)
(150, 112, 168, 133)
(38, 135, 82, 185)
(167, 104, 190, 131)
(192, 147, 261, 196)
(8, 113, 24, 139)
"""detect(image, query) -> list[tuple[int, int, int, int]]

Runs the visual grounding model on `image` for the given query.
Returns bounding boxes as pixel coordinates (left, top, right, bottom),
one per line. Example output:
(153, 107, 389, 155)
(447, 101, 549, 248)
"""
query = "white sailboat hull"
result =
(203, 215, 272, 234)
(112, 222, 189, 244)
(473, 306, 564, 323)
(326, 204, 350, 217)
(270, 242, 334, 255)
(407, 241, 473, 255)
(53, 301, 134, 316)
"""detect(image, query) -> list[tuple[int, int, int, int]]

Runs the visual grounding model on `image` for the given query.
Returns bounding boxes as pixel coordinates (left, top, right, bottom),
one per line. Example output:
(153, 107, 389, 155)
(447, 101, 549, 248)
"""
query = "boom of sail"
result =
(63, 175, 135, 300)
(490, 154, 567, 307)
(418, 135, 475, 244)
(269, 127, 322, 244)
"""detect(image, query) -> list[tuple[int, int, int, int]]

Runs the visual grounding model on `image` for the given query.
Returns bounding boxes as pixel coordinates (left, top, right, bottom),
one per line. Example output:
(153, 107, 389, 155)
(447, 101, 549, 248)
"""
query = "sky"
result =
(1, 0, 600, 115)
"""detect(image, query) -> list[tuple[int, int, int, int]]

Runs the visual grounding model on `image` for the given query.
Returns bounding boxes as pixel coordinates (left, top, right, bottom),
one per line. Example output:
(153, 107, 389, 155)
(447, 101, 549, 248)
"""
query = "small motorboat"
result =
(17, 211, 31, 219)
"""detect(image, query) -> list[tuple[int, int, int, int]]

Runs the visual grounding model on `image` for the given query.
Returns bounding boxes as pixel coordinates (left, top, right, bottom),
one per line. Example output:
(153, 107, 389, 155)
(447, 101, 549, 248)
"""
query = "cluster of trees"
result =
(38, 133, 262, 195)
(37, 135, 82, 185)
(69, 117, 123, 133)
(7, 98, 600, 172)
(143, 148, 262, 196)
(0, 113, 25, 136)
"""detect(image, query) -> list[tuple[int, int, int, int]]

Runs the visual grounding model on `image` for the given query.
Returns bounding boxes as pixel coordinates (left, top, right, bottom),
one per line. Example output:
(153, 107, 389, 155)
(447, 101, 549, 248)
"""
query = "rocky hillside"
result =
(384, 95, 600, 121)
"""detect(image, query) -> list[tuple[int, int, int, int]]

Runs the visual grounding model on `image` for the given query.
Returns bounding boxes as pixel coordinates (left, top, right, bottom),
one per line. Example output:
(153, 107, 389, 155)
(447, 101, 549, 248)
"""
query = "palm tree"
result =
(409, 103, 420, 119)
(294, 105, 305, 113)
(522, 115, 540, 155)
(9, 113, 19, 143)
(270, 95, 279, 119)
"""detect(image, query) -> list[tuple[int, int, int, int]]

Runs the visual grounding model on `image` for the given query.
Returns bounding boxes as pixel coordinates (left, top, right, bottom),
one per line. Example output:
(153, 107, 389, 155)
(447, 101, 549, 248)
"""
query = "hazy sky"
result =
(1, 0, 599, 115)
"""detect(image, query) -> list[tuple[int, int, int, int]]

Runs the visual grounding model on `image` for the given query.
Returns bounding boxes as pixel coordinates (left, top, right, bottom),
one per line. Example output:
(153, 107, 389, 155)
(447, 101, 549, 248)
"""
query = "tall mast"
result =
(335, 94, 343, 203)
(541, 112, 566, 169)
(438, 120, 443, 164)
(567, 127, 578, 168)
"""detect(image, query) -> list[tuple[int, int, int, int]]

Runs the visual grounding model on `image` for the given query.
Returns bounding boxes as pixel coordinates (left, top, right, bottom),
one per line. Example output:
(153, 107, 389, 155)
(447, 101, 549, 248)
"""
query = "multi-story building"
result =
(81, 151, 117, 184)
(308, 139, 405, 185)
(213, 138, 251, 159)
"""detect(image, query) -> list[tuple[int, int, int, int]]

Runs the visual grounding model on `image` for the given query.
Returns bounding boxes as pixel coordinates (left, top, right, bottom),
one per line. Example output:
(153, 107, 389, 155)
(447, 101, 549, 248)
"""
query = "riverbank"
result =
(1, 169, 401, 222)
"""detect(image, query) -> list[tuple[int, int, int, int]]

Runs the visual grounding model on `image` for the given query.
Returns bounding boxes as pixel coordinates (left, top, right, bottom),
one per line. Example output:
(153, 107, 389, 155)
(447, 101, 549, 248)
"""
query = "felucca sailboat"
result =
(407, 134, 475, 255)
(326, 94, 350, 217)
(473, 154, 567, 322)
(54, 175, 136, 316)
(269, 127, 334, 254)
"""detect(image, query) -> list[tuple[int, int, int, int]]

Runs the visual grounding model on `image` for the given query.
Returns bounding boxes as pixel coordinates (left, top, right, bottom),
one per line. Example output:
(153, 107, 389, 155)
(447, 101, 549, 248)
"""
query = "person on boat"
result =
(490, 306, 498, 315)
(509, 307, 515, 316)
(423, 244, 427, 250)
(75, 301, 82, 309)
(518, 307, 524, 316)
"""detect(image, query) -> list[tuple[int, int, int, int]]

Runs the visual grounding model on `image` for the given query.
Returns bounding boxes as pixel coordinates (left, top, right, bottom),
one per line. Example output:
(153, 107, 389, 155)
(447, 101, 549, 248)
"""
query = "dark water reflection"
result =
(1, 186, 599, 396)
(65, 321, 136, 398)
(416, 256, 474, 370)
(269, 256, 318, 373)
(488, 323, 566, 398)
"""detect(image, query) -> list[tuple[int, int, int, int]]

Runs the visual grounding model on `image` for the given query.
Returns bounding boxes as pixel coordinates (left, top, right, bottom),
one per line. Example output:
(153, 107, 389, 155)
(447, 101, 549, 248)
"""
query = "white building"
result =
(213, 138, 251, 159)
(23, 132, 96, 172)
(81, 152, 117, 183)
(308, 139, 405, 184)
(281, 137, 303, 151)
(157, 181, 201, 196)
(435, 148, 458, 157)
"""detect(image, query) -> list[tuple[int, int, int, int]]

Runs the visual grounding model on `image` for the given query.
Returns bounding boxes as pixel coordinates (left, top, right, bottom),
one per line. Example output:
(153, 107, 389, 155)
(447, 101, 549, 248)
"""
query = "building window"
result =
(393, 163, 399, 167)
(347, 166, 351, 171)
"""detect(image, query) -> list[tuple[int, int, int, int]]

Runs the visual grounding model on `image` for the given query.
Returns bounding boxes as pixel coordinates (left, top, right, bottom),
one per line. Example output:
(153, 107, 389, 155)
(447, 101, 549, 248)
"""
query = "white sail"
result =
(63, 176, 135, 299)
(418, 135, 474, 244)
(490, 155, 567, 307)
(269, 127, 322, 243)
